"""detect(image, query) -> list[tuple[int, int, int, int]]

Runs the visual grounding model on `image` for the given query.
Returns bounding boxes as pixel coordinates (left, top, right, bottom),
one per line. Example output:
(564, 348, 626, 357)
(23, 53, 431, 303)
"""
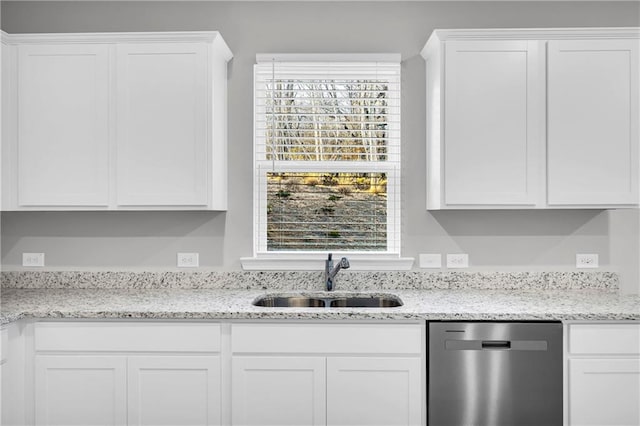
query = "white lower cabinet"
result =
(326, 357, 422, 426)
(128, 356, 221, 426)
(230, 322, 425, 426)
(1, 322, 27, 426)
(14, 319, 640, 426)
(569, 358, 640, 426)
(566, 323, 640, 426)
(34, 355, 222, 426)
(0, 364, 2, 426)
(35, 356, 127, 426)
(232, 356, 326, 426)
(8, 320, 424, 426)
(32, 321, 222, 426)
(0, 326, 7, 426)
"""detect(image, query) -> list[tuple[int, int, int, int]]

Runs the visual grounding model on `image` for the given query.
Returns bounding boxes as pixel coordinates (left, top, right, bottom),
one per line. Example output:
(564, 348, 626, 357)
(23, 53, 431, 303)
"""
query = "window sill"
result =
(240, 254, 414, 271)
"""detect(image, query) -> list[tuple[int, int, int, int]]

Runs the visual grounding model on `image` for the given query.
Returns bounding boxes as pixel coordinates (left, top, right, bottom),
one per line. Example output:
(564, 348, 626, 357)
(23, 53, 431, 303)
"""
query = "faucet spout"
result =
(325, 253, 350, 291)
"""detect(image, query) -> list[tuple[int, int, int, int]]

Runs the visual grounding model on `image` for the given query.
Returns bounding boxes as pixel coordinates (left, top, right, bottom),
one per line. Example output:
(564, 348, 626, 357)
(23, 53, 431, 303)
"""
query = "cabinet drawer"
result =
(232, 322, 423, 355)
(35, 321, 221, 353)
(569, 323, 640, 355)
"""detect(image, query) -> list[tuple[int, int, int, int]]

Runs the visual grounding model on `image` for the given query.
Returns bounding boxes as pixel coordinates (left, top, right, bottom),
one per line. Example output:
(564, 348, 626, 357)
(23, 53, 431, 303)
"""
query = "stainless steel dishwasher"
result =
(429, 322, 563, 426)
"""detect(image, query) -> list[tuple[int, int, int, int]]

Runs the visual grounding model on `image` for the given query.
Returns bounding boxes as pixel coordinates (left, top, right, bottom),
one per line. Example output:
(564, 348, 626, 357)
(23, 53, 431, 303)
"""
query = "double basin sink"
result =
(252, 293, 403, 308)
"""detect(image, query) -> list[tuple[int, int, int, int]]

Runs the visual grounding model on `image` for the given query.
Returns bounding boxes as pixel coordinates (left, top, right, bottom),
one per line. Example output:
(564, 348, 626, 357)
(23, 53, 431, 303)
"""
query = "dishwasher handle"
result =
(445, 339, 548, 351)
(481, 340, 511, 349)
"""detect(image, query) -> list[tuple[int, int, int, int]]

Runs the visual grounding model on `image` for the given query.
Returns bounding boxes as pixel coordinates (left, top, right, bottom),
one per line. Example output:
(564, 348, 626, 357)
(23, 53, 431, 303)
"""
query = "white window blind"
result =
(253, 56, 401, 255)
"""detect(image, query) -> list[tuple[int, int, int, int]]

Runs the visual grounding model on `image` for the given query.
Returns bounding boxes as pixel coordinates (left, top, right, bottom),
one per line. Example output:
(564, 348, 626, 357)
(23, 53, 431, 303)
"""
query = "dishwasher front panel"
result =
(429, 322, 563, 426)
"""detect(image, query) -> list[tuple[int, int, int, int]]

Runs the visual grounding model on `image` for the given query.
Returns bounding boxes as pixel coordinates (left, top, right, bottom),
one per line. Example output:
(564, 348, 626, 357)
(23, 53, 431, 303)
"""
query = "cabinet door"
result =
(17, 44, 110, 207)
(232, 356, 326, 426)
(2, 323, 26, 426)
(34, 356, 127, 426)
(116, 43, 209, 207)
(569, 358, 640, 426)
(0, 365, 2, 425)
(128, 356, 221, 426)
(548, 39, 639, 206)
(327, 357, 422, 426)
(443, 40, 543, 206)
(2, 41, 11, 211)
(0, 326, 4, 425)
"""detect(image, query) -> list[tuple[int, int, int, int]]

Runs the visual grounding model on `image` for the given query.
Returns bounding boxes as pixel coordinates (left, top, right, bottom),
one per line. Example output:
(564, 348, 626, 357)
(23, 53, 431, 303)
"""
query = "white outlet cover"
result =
(446, 253, 469, 268)
(177, 253, 199, 268)
(23, 252, 45, 267)
(419, 254, 442, 268)
(576, 254, 599, 268)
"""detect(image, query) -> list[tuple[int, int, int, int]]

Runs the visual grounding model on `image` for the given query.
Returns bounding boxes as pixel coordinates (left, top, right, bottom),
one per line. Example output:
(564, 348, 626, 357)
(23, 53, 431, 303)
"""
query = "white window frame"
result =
(241, 54, 413, 271)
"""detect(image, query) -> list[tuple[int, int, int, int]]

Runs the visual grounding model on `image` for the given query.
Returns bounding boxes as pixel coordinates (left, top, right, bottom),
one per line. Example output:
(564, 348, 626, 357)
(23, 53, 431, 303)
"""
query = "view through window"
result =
(254, 57, 401, 254)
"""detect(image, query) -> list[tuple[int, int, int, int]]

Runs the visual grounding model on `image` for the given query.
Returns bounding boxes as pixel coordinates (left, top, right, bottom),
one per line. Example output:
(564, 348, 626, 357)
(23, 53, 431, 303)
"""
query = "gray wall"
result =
(1, 1, 639, 293)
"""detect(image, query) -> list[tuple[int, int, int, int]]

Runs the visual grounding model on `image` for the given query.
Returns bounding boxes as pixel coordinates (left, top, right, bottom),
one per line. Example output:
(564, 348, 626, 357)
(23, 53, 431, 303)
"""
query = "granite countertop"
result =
(2, 287, 639, 325)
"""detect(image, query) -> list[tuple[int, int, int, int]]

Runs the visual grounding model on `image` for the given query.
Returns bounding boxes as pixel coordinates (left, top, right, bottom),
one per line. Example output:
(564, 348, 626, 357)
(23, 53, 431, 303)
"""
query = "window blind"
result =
(254, 57, 401, 254)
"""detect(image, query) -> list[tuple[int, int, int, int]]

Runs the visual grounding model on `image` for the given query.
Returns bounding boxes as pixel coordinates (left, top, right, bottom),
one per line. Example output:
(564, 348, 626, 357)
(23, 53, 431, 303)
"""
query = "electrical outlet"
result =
(23, 253, 45, 267)
(576, 254, 598, 269)
(177, 253, 199, 268)
(419, 254, 442, 268)
(446, 253, 469, 268)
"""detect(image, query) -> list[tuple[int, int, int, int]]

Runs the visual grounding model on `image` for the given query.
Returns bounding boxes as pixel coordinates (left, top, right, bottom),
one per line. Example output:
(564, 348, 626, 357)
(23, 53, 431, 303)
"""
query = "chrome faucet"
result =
(325, 253, 350, 291)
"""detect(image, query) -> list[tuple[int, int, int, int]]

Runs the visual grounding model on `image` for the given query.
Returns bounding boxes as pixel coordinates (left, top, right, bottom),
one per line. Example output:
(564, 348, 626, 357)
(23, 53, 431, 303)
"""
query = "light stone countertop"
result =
(2, 287, 639, 325)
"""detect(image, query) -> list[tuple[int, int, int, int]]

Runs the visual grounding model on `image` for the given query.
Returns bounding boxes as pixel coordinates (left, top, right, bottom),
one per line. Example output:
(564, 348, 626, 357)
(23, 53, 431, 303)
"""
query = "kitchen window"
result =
(241, 54, 413, 270)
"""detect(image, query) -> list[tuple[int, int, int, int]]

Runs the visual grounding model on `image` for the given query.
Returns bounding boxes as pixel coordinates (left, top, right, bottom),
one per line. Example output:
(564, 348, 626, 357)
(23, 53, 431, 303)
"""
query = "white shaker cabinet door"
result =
(116, 42, 209, 207)
(548, 39, 639, 206)
(127, 356, 221, 426)
(231, 356, 326, 426)
(34, 356, 127, 426)
(17, 44, 110, 207)
(326, 357, 423, 426)
(443, 40, 543, 206)
(569, 358, 640, 426)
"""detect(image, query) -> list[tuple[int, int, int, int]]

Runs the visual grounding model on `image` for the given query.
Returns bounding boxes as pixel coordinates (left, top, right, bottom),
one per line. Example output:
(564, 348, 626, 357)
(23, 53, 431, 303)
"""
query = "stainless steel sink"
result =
(329, 296, 402, 308)
(252, 296, 326, 308)
(252, 293, 403, 308)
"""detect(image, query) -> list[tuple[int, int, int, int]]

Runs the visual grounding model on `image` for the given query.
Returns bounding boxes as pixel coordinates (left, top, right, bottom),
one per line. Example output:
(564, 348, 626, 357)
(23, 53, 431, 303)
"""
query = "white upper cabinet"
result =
(1, 32, 232, 211)
(548, 39, 639, 206)
(422, 28, 640, 210)
(441, 40, 544, 207)
(17, 44, 110, 208)
(116, 43, 209, 207)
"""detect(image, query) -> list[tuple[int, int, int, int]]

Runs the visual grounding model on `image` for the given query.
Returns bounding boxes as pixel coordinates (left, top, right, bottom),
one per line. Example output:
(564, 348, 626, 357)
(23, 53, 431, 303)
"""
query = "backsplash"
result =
(0, 271, 619, 291)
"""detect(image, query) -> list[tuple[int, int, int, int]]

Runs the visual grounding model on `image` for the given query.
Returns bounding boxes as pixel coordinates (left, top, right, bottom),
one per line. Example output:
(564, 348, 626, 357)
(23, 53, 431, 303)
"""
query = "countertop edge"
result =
(3, 310, 639, 326)
(3, 288, 639, 325)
